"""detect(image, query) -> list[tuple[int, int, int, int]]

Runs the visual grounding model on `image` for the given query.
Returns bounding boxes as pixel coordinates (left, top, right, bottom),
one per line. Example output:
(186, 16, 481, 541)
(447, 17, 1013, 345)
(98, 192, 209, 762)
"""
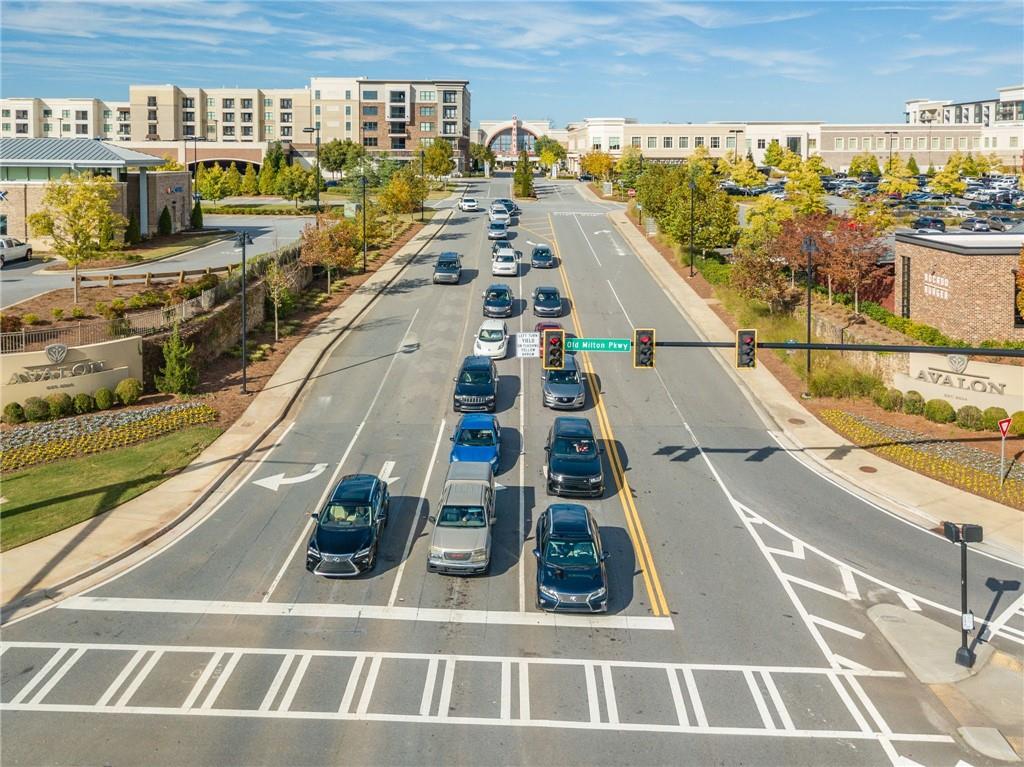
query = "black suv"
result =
(432, 252, 462, 284)
(911, 216, 945, 232)
(306, 474, 389, 577)
(545, 416, 604, 497)
(482, 283, 514, 318)
(534, 504, 608, 613)
(453, 355, 498, 412)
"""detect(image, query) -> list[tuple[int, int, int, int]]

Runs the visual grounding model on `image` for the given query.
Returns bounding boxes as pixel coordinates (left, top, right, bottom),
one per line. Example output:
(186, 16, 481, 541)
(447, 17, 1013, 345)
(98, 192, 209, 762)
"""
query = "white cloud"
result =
(646, 2, 818, 28)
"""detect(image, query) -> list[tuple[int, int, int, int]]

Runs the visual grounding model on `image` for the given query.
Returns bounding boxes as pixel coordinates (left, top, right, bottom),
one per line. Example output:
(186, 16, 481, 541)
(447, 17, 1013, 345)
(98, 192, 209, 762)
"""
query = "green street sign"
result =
(565, 337, 632, 352)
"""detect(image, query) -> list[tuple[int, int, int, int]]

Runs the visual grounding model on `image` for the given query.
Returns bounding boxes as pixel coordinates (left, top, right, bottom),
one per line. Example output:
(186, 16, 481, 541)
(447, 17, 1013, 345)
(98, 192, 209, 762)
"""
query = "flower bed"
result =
(819, 408, 1024, 508)
(1, 402, 218, 472)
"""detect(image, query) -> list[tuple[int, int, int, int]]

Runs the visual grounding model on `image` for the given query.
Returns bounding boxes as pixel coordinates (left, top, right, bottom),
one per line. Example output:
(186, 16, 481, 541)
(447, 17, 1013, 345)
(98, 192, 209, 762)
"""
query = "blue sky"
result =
(2, 1, 1021, 126)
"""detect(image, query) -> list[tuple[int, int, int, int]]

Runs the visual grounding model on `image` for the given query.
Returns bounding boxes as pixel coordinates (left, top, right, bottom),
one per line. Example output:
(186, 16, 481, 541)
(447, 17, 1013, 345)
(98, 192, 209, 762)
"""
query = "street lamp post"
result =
(361, 174, 368, 273)
(638, 154, 644, 226)
(729, 128, 743, 163)
(884, 130, 898, 173)
(688, 161, 697, 278)
(420, 148, 425, 221)
(234, 232, 254, 394)
(802, 235, 819, 395)
(302, 124, 321, 223)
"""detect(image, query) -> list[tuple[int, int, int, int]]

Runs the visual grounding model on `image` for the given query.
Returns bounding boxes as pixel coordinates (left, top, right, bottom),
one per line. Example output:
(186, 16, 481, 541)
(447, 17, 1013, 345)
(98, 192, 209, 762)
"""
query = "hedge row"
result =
(870, 387, 1024, 433)
(2, 378, 143, 425)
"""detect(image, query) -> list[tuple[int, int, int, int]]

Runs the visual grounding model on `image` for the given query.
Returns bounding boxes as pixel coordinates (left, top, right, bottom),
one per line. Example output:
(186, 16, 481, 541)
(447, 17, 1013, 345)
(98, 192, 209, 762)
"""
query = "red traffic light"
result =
(640, 335, 650, 344)
(550, 336, 561, 345)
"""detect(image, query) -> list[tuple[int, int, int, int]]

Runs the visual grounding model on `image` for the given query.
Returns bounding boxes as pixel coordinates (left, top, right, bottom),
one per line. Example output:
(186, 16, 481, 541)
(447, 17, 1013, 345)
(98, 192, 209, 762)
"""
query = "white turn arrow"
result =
(253, 463, 329, 492)
(379, 460, 400, 485)
(593, 229, 611, 235)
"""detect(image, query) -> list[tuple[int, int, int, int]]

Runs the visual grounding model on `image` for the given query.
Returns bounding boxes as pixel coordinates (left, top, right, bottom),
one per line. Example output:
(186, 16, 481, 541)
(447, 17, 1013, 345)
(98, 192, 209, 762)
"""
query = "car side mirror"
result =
(598, 446, 605, 454)
(428, 515, 437, 524)
(452, 377, 457, 383)
(544, 445, 550, 451)
(532, 549, 541, 559)
(309, 510, 318, 518)
(449, 436, 454, 441)
(601, 552, 610, 561)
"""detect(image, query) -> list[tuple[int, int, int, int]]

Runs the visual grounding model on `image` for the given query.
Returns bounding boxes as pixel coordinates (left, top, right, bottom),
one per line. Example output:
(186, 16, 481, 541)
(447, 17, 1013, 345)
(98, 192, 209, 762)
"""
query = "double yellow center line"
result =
(547, 213, 670, 617)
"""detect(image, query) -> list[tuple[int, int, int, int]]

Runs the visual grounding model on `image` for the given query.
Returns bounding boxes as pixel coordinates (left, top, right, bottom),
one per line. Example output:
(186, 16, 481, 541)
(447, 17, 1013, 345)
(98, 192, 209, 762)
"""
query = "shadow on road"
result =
(600, 526, 636, 615)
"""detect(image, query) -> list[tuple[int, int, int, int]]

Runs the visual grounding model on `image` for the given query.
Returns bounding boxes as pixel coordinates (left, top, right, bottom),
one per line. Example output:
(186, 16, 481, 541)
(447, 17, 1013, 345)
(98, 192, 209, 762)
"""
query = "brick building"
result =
(892, 231, 1024, 344)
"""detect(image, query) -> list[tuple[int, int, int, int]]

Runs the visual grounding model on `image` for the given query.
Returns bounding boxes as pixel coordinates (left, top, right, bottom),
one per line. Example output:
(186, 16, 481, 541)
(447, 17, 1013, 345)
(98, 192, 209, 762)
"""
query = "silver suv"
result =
(427, 462, 496, 575)
(542, 353, 585, 409)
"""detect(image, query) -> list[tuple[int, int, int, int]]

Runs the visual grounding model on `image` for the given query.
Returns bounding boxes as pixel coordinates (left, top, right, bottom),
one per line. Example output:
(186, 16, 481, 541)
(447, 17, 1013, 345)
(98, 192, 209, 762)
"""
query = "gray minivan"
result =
(427, 462, 496, 575)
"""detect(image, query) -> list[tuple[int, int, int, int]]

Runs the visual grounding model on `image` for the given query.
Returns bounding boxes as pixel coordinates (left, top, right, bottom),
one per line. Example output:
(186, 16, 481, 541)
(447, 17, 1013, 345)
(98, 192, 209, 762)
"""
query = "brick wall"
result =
(893, 241, 1024, 344)
(0, 182, 128, 243)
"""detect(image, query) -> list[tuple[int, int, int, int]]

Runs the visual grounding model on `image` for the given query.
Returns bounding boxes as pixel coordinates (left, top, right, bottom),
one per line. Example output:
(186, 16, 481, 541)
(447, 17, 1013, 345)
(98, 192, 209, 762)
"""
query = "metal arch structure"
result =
(483, 118, 542, 162)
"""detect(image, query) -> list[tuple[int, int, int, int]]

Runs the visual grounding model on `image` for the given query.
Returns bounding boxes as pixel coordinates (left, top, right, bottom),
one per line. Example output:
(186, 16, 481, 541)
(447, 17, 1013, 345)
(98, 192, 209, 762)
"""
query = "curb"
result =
(1, 211, 453, 624)
(32, 231, 234, 276)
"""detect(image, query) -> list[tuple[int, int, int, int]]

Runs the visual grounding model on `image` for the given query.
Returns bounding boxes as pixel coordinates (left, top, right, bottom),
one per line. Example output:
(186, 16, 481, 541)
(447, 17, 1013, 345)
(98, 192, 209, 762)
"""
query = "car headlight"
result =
(550, 473, 566, 483)
(539, 584, 559, 599)
(470, 548, 488, 563)
(429, 546, 445, 558)
(589, 587, 607, 600)
(588, 476, 602, 484)
(354, 546, 373, 560)
(307, 539, 320, 555)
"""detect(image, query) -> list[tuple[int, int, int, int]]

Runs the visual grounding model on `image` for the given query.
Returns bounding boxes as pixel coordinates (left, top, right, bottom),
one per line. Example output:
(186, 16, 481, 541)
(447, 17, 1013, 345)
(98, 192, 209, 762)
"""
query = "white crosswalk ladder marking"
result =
(27, 647, 85, 705)
(277, 653, 311, 713)
(339, 655, 366, 714)
(10, 647, 70, 705)
(744, 669, 775, 730)
(420, 657, 439, 717)
(198, 651, 238, 710)
(355, 656, 382, 716)
(116, 649, 164, 708)
(259, 653, 296, 712)
(99, 650, 148, 708)
(180, 652, 223, 711)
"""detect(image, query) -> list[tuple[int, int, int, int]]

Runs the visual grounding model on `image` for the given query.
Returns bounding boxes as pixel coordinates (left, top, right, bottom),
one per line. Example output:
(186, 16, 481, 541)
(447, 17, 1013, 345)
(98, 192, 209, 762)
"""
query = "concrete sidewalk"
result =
(1, 211, 453, 621)
(604, 206, 1024, 564)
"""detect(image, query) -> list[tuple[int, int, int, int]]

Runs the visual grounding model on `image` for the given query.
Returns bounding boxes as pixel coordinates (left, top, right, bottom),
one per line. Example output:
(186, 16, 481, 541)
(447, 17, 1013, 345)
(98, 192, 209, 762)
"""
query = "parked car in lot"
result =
(427, 462, 496, 575)
(453, 355, 498, 412)
(944, 205, 973, 218)
(532, 286, 563, 317)
(487, 221, 508, 240)
(0, 237, 32, 268)
(545, 416, 604, 498)
(449, 414, 501, 473)
(542, 354, 586, 410)
(432, 252, 462, 284)
(960, 217, 991, 232)
(987, 216, 1016, 231)
(306, 474, 389, 577)
(458, 197, 479, 212)
(911, 216, 946, 232)
(473, 319, 509, 359)
(531, 244, 556, 268)
(482, 283, 514, 318)
(578, 173, 594, 181)
(534, 503, 609, 613)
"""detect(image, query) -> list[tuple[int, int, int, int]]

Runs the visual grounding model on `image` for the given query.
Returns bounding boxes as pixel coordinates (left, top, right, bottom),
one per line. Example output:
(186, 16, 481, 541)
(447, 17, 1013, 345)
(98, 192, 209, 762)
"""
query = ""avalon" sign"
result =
(894, 353, 1023, 412)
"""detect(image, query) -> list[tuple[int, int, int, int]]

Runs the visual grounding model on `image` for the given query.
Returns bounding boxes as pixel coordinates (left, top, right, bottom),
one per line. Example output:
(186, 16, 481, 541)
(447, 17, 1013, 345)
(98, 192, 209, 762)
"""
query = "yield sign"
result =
(998, 417, 1012, 438)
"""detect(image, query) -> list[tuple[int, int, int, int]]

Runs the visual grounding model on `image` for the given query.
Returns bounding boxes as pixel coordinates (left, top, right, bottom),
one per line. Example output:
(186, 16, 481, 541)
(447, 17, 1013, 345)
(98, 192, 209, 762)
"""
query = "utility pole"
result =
(361, 174, 368, 273)
(420, 148, 425, 221)
(303, 124, 321, 225)
(802, 235, 819, 395)
(688, 161, 696, 278)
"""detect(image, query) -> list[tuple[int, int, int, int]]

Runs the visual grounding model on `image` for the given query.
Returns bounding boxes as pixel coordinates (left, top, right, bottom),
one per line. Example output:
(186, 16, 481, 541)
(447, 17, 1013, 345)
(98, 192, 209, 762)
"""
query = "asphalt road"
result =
(0, 215, 312, 309)
(2, 174, 1020, 766)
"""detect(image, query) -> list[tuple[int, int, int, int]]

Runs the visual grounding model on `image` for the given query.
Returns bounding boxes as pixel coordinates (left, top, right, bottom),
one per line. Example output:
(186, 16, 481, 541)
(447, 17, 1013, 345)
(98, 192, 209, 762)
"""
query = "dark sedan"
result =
(531, 245, 557, 268)
(533, 286, 563, 317)
(306, 474, 389, 577)
(453, 355, 498, 412)
(483, 284, 514, 318)
(911, 216, 945, 232)
(534, 504, 608, 613)
(545, 416, 604, 497)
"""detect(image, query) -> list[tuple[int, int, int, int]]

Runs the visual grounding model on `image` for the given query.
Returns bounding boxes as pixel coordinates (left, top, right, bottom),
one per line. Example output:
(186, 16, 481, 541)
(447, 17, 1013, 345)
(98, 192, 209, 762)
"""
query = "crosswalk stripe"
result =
(180, 652, 223, 711)
(259, 653, 295, 712)
(277, 653, 311, 713)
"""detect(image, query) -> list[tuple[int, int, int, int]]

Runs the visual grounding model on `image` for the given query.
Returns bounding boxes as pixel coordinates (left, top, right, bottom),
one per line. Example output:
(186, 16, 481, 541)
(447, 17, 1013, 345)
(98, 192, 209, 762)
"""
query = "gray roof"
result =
(0, 138, 164, 168)
(895, 230, 1024, 256)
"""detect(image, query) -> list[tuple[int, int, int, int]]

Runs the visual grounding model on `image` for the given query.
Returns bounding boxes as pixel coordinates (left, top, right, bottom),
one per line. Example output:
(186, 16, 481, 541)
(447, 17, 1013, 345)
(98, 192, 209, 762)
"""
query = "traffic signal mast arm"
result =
(653, 340, 1024, 358)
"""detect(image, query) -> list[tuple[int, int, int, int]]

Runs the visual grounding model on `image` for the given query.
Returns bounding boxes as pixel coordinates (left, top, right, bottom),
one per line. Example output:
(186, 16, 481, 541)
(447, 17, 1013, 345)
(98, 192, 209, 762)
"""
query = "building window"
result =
(314, 90, 320, 100)
(442, 106, 457, 119)
(710, 136, 721, 149)
(992, 137, 998, 148)
(647, 136, 656, 148)
(266, 126, 274, 136)
(182, 98, 194, 109)
(917, 136, 926, 149)
(207, 98, 215, 107)
(631, 136, 641, 147)
(2, 109, 9, 117)
(264, 98, 272, 107)
(183, 111, 195, 122)
(1011, 135, 1020, 148)
(390, 107, 406, 120)
(363, 90, 378, 100)
(903, 137, 912, 150)
(345, 105, 351, 116)
(264, 111, 273, 121)
(280, 99, 292, 109)
(2, 123, 10, 132)
(345, 90, 351, 100)
(14, 110, 28, 121)
(148, 110, 157, 121)
(223, 125, 235, 136)
(849, 137, 858, 150)
(314, 106, 321, 116)
(420, 137, 433, 147)
(679, 136, 689, 149)
(103, 109, 111, 118)
(726, 136, 736, 149)
(757, 138, 766, 149)
(419, 122, 434, 132)
(147, 96, 157, 107)
(61, 109, 70, 118)
(931, 137, 940, 149)
(391, 137, 406, 149)
(363, 136, 378, 147)
(148, 124, 158, 136)
(240, 98, 252, 110)
(808, 138, 817, 151)
(222, 113, 234, 123)
(280, 113, 292, 124)
(944, 136, 953, 149)
(389, 91, 406, 103)
(280, 126, 291, 137)
(183, 125, 194, 136)
(608, 137, 620, 150)
(663, 136, 673, 149)
(74, 110, 86, 121)
(442, 122, 457, 136)
(363, 121, 378, 131)
(972, 136, 980, 149)
(418, 90, 435, 101)
(345, 121, 351, 132)
(16, 123, 29, 134)
(222, 98, 234, 109)
(241, 112, 252, 123)
(61, 123, 70, 132)
(694, 136, 704, 147)
(592, 141, 602, 150)
(958, 136, 966, 149)
(42, 123, 50, 132)
(76, 124, 88, 135)
(420, 106, 435, 117)
(103, 123, 111, 132)
(443, 90, 457, 104)
(241, 126, 253, 137)
(363, 105, 378, 115)
(0, 214, 6, 235)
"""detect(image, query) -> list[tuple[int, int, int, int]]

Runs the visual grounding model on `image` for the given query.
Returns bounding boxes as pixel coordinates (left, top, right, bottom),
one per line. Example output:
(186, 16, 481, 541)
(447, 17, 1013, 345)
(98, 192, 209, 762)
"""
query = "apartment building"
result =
(905, 84, 1024, 127)
(0, 97, 127, 140)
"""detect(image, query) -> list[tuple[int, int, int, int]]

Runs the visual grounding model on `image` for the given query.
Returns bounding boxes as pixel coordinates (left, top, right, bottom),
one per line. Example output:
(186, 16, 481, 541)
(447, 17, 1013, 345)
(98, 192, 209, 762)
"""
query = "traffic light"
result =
(633, 328, 655, 369)
(736, 328, 757, 368)
(542, 328, 565, 370)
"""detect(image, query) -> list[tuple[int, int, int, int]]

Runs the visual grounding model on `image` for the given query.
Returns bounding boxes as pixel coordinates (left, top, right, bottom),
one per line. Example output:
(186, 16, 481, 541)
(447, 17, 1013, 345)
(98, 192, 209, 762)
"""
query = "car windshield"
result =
(533, 250, 551, 259)
(464, 198, 476, 204)
(536, 291, 558, 303)
(437, 505, 487, 528)
(544, 539, 598, 567)
(553, 437, 596, 456)
(547, 370, 579, 385)
(437, 261, 458, 270)
(489, 222, 505, 230)
(460, 369, 492, 384)
(479, 328, 505, 341)
(457, 428, 496, 446)
(486, 290, 510, 302)
(319, 502, 372, 529)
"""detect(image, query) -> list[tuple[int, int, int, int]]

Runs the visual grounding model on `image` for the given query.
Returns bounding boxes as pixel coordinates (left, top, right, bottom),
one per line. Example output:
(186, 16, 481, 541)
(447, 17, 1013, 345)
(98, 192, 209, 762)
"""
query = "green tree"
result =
(469, 142, 496, 172)
(580, 151, 615, 180)
(375, 157, 401, 186)
(851, 197, 895, 232)
(276, 163, 310, 208)
(423, 139, 455, 186)
(300, 215, 360, 292)
(906, 155, 920, 175)
(636, 163, 675, 223)
(155, 158, 185, 171)
(379, 166, 419, 214)
(615, 145, 645, 190)
(155, 322, 198, 394)
(737, 195, 794, 256)
(730, 158, 764, 189)
(534, 136, 567, 173)
(240, 163, 259, 195)
(197, 164, 229, 202)
(803, 154, 831, 177)
(786, 162, 828, 215)
(848, 153, 881, 176)
(157, 205, 172, 236)
(926, 164, 936, 176)
(190, 198, 203, 230)
(514, 150, 534, 197)
(257, 162, 278, 195)
(930, 163, 967, 196)
(263, 141, 287, 173)
(224, 161, 243, 196)
(27, 172, 127, 302)
(320, 138, 364, 175)
(778, 150, 802, 172)
(663, 160, 739, 256)
(264, 259, 297, 342)
(730, 244, 792, 312)
(879, 154, 919, 197)
(125, 210, 141, 245)
(763, 140, 784, 167)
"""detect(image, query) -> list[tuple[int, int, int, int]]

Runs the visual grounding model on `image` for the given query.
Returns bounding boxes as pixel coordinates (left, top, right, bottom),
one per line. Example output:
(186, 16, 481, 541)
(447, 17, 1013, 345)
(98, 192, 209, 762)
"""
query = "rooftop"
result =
(895, 231, 1024, 256)
(0, 138, 165, 169)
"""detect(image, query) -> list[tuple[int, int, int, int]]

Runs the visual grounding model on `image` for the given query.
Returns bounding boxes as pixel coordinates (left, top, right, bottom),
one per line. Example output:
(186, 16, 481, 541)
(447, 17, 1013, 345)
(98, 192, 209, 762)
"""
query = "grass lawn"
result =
(120, 230, 230, 261)
(0, 426, 223, 551)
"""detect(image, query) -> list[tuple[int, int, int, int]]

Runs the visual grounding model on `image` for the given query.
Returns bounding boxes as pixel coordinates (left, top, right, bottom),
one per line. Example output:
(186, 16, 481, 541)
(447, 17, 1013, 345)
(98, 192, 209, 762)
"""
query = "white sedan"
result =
(0, 237, 33, 268)
(489, 207, 510, 225)
(459, 197, 479, 212)
(473, 319, 509, 359)
(492, 252, 518, 277)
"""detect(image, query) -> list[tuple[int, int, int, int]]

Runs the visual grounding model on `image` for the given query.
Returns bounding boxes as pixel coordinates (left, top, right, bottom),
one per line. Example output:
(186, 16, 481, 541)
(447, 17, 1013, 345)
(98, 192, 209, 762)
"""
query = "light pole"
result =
(361, 174, 368, 273)
(802, 235, 819, 395)
(729, 128, 743, 163)
(234, 232, 254, 394)
(688, 161, 697, 278)
(420, 148, 425, 221)
(302, 124, 321, 222)
(638, 154, 644, 226)
(884, 130, 897, 173)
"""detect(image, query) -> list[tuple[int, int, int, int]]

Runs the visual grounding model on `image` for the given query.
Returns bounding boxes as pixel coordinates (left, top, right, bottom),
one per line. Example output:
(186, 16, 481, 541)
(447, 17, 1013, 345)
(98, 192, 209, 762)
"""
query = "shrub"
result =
(22, 313, 41, 325)
(125, 211, 141, 245)
(73, 393, 97, 414)
(880, 388, 903, 412)
(23, 397, 50, 422)
(1011, 411, 1024, 436)
(158, 206, 173, 236)
(114, 377, 143, 406)
(70, 305, 87, 319)
(0, 313, 22, 332)
(955, 405, 984, 431)
(94, 387, 117, 410)
(156, 323, 198, 394)
(924, 398, 956, 423)
(982, 406, 1010, 431)
(46, 392, 75, 419)
(191, 199, 204, 229)
(3, 402, 25, 425)
(903, 390, 925, 415)
(51, 307, 65, 321)
(194, 272, 220, 292)
(808, 360, 883, 399)
(110, 298, 127, 315)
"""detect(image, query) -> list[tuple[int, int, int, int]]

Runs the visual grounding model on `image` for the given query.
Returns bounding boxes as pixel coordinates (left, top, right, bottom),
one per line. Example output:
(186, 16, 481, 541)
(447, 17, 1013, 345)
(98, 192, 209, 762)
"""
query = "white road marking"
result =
(897, 592, 921, 612)
(115, 649, 164, 708)
(263, 309, 420, 603)
(517, 253, 527, 612)
(571, 214, 602, 266)
(259, 653, 296, 711)
(339, 655, 366, 714)
(784, 574, 851, 601)
(827, 673, 873, 733)
(11, 648, 71, 705)
(253, 463, 329, 492)
(99, 649, 148, 708)
(387, 417, 446, 608)
(760, 670, 795, 731)
(601, 663, 619, 725)
(277, 652, 311, 712)
(26, 647, 85, 705)
(765, 541, 806, 560)
(500, 661, 512, 721)
(518, 661, 531, 720)
(809, 616, 866, 640)
(198, 651, 238, 710)
(61, 595, 675, 630)
(378, 460, 400, 485)
(584, 662, 600, 723)
(840, 566, 861, 600)
(355, 655, 382, 716)
(834, 655, 871, 673)
(980, 592, 1024, 644)
(420, 657, 439, 717)
(744, 669, 775, 730)
(606, 279, 634, 328)
(437, 658, 456, 721)
(666, 667, 689, 726)
(681, 667, 708, 728)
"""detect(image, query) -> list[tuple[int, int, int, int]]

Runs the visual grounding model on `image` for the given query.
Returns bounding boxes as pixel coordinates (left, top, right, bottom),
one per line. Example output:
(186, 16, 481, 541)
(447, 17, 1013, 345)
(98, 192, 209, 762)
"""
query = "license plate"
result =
(446, 552, 470, 561)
